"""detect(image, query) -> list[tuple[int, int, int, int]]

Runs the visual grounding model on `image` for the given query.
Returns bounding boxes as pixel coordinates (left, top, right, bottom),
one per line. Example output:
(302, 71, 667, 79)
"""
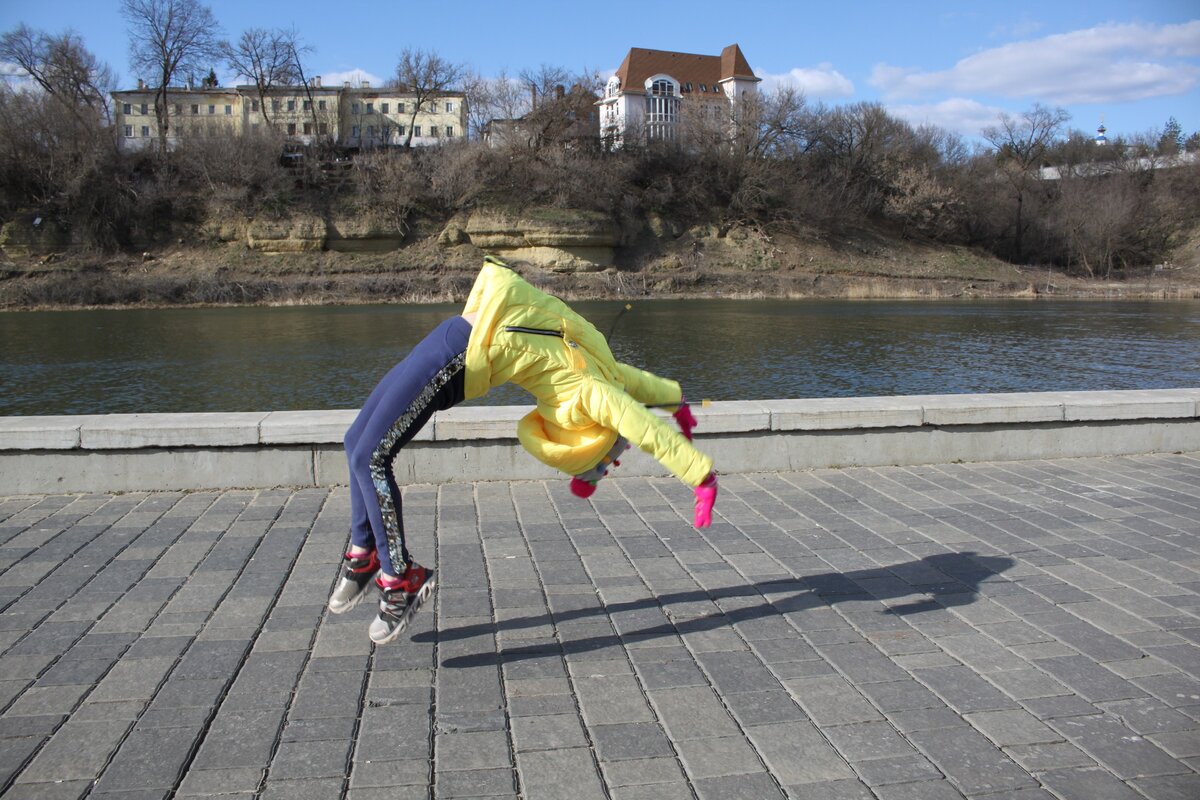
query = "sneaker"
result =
(328, 549, 380, 614)
(368, 562, 436, 644)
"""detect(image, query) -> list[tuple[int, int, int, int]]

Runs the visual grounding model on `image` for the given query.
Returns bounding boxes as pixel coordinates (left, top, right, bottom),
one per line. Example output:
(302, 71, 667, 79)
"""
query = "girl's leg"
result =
(340, 317, 471, 645)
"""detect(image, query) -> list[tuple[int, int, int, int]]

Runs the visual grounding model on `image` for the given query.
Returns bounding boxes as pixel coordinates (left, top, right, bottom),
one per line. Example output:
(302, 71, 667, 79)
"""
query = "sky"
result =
(2, 0, 1198, 142)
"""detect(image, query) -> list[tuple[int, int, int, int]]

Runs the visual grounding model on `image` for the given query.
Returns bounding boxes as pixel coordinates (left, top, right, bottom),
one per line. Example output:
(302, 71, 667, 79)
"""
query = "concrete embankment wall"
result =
(2, 389, 1199, 494)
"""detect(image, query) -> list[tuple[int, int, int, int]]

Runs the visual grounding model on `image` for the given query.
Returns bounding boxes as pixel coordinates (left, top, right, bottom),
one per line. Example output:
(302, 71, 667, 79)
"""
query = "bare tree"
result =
(393, 48, 464, 149)
(519, 63, 570, 110)
(223, 27, 310, 126)
(1, 24, 114, 123)
(982, 103, 1070, 261)
(121, 0, 224, 154)
(461, 68, 527, 139)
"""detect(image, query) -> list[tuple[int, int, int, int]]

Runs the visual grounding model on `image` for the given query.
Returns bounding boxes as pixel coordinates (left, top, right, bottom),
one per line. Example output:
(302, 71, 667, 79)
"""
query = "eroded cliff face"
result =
(440, 207, 618, 272)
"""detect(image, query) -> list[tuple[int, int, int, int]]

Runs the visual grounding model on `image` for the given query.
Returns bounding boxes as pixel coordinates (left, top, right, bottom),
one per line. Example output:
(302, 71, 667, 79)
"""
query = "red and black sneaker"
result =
(327, 549, 381, 614)
(368, 562, 437, 644)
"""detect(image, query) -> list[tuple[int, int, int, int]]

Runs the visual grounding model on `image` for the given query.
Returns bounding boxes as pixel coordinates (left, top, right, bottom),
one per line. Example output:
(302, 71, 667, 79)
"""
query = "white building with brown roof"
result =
(597, 43, 760, 146)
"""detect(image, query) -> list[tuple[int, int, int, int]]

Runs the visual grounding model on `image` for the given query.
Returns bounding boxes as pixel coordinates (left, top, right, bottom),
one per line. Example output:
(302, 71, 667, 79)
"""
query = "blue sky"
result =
(3, 0, 1198, 141)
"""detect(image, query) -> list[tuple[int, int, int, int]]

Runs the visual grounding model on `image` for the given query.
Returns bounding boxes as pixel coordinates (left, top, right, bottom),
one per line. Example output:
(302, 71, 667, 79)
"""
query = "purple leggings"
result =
(343, 316, 470, 575)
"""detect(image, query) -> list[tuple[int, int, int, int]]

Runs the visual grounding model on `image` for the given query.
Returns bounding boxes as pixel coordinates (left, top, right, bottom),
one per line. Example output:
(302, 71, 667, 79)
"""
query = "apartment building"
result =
(112, 79, 467, 151)
(596, 43, 760, 146)
(340, 84, 465, 148)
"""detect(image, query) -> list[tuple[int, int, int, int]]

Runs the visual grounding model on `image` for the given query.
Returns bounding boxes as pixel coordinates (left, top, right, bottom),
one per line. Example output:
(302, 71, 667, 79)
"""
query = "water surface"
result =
(2, 299, 1198, 415)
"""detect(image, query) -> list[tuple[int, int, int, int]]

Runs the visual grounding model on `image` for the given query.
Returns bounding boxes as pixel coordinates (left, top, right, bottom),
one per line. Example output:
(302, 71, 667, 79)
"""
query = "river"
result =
(2, 299, 1199, 416)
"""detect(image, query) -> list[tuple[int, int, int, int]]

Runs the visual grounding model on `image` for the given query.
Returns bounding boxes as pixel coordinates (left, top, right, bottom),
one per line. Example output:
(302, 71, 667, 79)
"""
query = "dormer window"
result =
(650, 78, 676, 96)
(700, 84, 707, 93)
(606, 76, 620, 98)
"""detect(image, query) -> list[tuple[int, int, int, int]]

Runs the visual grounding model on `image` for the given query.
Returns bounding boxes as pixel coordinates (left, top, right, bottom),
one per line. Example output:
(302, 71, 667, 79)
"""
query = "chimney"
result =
(555, 84, 565, 99)
(361, 81, 369, 89)
(314, 75, 321, 88)
(531, 85, 537, 109)
(344, 81, 351, 88)
(137, 78, 144, 90)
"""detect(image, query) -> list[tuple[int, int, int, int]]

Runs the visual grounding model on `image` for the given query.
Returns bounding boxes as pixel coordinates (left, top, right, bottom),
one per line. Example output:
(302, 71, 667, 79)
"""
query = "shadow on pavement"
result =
(428, 551, 1015, 668)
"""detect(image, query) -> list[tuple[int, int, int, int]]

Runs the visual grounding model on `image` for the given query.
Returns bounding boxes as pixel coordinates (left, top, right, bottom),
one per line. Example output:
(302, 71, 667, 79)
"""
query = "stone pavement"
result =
(0, 454, 1199, 800)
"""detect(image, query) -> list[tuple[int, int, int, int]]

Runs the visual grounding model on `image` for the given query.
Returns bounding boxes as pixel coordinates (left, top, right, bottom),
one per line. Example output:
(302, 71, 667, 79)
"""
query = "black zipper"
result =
(504, 325, 579, 348)
(504, 325, 563, 338)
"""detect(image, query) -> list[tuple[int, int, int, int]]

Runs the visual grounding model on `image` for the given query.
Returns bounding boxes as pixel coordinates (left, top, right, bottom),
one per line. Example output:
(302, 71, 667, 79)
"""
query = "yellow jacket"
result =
(462, 259, 714, 487)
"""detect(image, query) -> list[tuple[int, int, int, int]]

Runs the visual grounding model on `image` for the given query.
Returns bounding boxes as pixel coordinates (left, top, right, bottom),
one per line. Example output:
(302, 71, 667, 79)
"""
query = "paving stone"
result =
(93, 725, 202, 792)
(964, 709, 1062, 746)
(907, 726, 1036, 795)
(514, 747, 607, 800)
(435, 730, 512, 770)
(510, 713, 587, 751)
(591, 721, 674, 762)
(1037, 766, 1145, 800)
(18, 719, 131, 782)
(746, 721, 856, 784)
(648, 686, 741, 739)
(675, 735, 764, 779)
(693, 772, 786, 799)
(1045, 713, 1187, 779)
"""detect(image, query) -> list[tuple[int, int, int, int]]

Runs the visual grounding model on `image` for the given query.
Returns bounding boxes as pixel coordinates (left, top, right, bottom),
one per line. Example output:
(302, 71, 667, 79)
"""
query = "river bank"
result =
(2, 223, 1198, 310)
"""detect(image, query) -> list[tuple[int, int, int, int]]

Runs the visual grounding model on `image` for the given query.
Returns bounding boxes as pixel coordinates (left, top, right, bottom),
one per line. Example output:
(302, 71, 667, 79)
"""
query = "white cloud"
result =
(888, 98, 1007, 137)
(871, 21, 1200, 105)
(990, 15, 1044, 40)
(321, 68, 386, 89)
(757, 63, 855, 98)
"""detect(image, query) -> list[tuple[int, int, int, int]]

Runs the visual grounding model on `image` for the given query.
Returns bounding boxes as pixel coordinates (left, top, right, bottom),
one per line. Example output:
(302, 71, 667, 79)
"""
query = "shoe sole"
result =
(328, 571, 380, 615)
(369, 574, 436, 645)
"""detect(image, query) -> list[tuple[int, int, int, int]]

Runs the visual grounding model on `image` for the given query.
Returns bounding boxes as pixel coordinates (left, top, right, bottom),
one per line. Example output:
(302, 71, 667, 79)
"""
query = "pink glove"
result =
(570, 477, 597, 499)
(673, 399, 698, 440)
(694, 472, 718, 528)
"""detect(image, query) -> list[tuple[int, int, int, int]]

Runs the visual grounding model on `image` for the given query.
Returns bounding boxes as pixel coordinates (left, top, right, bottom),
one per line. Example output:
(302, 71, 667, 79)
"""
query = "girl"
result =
(329, 256, 718, 644)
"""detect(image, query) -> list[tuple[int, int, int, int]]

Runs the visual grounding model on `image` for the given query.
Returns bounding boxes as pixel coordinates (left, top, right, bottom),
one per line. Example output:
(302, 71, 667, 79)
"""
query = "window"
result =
(303, 122, 313, 135)
(352, 125, 360, 138)
(352, 102, 360, 115)
(191, 104, 199, 114)
(397, 102, 405, 114)
(302, 99, 311, 111)
(252, 100, 259, 112)
(366, 102, 374, 113)
(429, 125, 438, 137)
(173, 104, 181, 115)
(646, 79, 679, 140)
(225, 105, 232, 115)
(413, 125, 421, 138)
(318, 99, 326, 110)
(287, 99, 295, 112)
(208, 104, 215, 114)
(397, 125, 405, 136)
(287, 122, 296, 135)
(445, 102, 453, 112)
(251, 122, 259, 131)
(123, 103, 131, 115)
(140, 103, 148, 114)
(382, 125, 391, 141)
(318, 122, 328, 135)
(272, 99, 280, 112)
(124, 125, 132, 137)
(700, 84, 707, 93)
(141, 126, 149, 137)
(367, 125, 375, 139)
(381, 102, 389, 113)
(445, 125, 454, 137)
(713, 84, 721, 93)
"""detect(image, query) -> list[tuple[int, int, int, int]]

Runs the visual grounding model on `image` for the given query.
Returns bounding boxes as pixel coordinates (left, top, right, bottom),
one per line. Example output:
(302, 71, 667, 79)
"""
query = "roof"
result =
(612, 43, 758, 95)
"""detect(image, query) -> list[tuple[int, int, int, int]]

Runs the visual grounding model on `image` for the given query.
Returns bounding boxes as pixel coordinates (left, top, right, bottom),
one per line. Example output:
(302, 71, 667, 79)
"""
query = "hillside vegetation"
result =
(2, 78, 1199, 308)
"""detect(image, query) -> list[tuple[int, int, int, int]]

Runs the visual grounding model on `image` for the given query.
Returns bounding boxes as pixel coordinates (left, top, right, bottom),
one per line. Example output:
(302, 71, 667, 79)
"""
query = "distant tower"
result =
(1095, 115, 1107, 146)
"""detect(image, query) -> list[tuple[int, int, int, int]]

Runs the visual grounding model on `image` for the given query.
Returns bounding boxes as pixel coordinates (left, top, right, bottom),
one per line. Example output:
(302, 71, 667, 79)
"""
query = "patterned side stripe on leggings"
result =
(369, 352, 466, 571)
